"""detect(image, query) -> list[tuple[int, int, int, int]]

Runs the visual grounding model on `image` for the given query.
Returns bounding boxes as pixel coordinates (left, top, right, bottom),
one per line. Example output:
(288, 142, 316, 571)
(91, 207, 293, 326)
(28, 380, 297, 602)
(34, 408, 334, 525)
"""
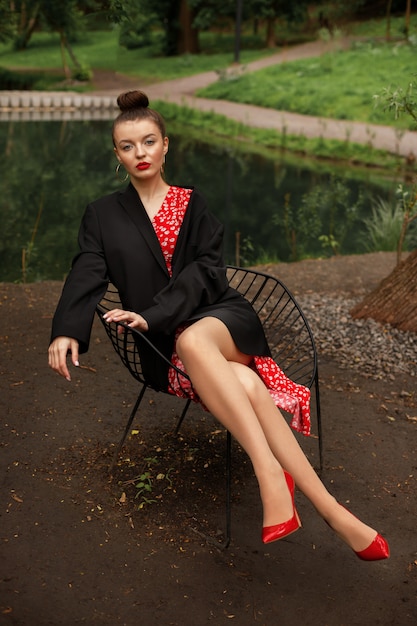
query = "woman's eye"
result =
(122, 145, 132, 151)
(145, 139, 155, 145)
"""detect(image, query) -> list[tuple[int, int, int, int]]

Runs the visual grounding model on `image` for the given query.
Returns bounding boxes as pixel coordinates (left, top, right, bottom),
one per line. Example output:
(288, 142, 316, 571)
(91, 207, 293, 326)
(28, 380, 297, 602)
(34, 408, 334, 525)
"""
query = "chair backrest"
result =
(97, 285, 190, 391)
(226, 266, 317, 389)
(97, 285, 151, 386)
(97, 265, 317, 391)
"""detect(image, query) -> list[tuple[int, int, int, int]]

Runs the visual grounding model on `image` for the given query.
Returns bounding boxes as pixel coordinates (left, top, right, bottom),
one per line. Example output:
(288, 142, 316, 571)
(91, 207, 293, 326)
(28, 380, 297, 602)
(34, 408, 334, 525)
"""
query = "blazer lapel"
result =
(117, 183, 169, 276)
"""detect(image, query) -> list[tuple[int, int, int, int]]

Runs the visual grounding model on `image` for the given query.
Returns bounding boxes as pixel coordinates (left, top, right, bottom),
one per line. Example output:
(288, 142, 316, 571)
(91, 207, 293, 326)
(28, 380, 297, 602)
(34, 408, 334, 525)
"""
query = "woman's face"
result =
(113, 119, 168, 182)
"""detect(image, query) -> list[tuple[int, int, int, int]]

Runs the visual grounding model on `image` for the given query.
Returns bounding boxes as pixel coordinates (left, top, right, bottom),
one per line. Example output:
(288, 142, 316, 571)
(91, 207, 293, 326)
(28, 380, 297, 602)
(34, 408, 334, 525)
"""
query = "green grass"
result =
(1, 16, 417, 168)
(154, 99, 406, 173)
(348, 12, 417, 38)
(198, 38, 417, 130)
(0, 28, 276, 85)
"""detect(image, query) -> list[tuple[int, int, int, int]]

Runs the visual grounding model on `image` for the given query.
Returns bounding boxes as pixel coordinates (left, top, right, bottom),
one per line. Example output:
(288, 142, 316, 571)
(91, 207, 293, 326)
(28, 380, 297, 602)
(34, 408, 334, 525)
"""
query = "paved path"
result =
(1, 38, 416, 157)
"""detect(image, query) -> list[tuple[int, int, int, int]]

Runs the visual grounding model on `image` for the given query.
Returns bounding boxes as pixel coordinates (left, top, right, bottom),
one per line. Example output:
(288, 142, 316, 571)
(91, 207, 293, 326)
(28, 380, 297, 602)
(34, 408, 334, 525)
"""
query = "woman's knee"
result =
(230, 362, 263, 402)
(176, 324, 204, 361)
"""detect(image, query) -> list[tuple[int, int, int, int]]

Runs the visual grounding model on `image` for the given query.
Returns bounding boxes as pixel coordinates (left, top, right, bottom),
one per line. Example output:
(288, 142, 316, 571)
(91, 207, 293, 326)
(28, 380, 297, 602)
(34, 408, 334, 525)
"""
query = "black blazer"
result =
(51, 184, 269, 389)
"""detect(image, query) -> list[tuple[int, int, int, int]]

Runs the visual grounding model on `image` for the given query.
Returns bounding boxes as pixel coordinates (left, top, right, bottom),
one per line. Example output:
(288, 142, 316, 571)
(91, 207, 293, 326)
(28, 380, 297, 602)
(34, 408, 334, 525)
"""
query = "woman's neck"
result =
(131, 177, 170, 220)
(131, 176, 169, 202)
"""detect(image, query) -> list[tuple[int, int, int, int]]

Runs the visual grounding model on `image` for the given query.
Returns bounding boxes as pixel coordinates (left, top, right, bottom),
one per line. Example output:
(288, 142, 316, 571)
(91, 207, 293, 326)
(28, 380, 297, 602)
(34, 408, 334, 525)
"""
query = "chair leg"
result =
(192, 429, 232, 550)
(224, 429, 232, 548)
(109, 384, 148, 473)
(174, 398, 192, 435)
(314, 370, 323, 472)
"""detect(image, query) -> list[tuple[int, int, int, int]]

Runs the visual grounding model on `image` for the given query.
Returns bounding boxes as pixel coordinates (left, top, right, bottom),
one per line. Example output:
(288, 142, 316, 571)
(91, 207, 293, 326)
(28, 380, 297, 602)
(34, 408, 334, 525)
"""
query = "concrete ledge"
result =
(0, 91, 118, 119)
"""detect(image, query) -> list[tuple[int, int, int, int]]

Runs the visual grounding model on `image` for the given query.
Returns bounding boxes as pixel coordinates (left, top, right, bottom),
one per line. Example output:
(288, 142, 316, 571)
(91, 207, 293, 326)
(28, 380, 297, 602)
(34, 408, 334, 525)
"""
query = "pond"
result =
(0, 118, 404, 283)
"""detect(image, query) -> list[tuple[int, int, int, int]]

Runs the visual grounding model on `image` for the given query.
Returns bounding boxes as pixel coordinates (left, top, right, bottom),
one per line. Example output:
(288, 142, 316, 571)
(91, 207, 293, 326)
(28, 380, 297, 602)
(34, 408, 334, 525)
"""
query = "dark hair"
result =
(112, 90, 167, 145)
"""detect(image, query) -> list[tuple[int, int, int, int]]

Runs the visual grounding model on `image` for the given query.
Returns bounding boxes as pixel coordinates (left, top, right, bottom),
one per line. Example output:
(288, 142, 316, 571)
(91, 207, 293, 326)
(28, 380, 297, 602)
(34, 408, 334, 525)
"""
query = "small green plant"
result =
(396, 184, 417, 262)
(122, 456, 174, 510)
(374, 78, 417, 262)
(318, 233, 340, 255)
(361, 195, 417, 255)
(21, 192, 44, 283)
(71, 63, 92, 82)
(134, 470, 155, 509)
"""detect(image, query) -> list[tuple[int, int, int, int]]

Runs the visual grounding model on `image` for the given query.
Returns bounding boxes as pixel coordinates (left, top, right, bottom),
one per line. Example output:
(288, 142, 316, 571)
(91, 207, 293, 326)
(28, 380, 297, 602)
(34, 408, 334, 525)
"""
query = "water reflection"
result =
(0, 118, 399, 283)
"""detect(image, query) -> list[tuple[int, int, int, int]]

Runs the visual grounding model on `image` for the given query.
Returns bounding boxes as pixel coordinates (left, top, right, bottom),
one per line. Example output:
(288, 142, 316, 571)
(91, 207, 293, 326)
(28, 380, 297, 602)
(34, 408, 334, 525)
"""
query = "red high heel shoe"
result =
(262, 471, 301, 544)
(331, 505, 390, 561)
(354, 533, 390, 561)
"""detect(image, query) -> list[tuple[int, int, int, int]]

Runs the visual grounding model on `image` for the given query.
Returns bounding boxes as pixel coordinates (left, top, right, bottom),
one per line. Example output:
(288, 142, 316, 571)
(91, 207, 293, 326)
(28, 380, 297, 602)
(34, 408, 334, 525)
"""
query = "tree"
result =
(12, 1, 99, 50)
(9, 1, 101, 78)
(404, 0, 412, 40)
(385, 0, 393, 41)
(0, 0, 17, 43)
(250, 0, 309, 48)
(351, 78, 417, 332)
(110, 0, 182, 55)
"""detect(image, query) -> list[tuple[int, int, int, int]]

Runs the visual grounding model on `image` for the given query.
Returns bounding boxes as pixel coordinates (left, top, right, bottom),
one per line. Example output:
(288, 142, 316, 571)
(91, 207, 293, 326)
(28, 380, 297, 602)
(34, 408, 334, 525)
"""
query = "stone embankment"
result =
(0, 91, 117, 120)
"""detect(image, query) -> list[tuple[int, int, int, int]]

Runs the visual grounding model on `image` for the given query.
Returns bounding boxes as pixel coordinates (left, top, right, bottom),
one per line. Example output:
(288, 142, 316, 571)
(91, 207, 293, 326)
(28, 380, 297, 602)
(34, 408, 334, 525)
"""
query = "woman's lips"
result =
(136, 163, 150, 170)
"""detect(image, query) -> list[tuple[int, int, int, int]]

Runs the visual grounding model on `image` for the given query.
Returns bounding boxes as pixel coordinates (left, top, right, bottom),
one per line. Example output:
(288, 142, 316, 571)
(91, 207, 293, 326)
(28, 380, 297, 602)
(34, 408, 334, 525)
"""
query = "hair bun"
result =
(117, 90, 149, 112)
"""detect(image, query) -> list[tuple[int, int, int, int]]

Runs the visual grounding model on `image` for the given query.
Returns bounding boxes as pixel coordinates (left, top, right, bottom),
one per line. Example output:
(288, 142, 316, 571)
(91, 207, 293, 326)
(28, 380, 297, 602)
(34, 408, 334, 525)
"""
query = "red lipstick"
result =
(136, 162, 150, 170)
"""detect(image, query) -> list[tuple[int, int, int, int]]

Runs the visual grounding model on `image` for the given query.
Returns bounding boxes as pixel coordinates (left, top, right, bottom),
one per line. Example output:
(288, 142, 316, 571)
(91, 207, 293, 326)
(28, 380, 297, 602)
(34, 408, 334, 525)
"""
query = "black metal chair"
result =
(96, 265, 322, 548)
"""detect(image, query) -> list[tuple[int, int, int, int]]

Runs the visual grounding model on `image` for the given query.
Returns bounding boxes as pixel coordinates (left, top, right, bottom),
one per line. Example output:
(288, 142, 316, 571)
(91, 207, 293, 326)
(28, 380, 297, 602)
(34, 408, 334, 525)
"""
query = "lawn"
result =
(197, 38, 417, 130)
(0, 29, 276, 84)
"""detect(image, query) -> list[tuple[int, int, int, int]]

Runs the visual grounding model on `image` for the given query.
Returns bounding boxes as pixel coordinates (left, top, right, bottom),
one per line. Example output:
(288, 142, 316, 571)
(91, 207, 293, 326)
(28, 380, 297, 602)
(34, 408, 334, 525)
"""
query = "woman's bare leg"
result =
(176, 317, 379, 551)
(176, 318, 294, 528)
(228, 362, 378, 551)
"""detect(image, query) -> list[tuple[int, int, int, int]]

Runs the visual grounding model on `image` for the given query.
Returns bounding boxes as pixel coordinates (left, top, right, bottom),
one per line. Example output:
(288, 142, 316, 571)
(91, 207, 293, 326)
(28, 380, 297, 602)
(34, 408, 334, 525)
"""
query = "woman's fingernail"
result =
(75, 361, 80, 367)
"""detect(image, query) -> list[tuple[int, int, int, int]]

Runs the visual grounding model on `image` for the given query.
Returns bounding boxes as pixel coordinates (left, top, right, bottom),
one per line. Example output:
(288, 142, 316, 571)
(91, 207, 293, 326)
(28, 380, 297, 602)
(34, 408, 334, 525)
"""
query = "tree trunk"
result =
(385, 0, 393, 41)
(350, 249, 417, 332)
(64, 36, 81, 70)
(405, 0, 411, 40)
(15, 1, 41, 50)
(265, 17, 276, 49)
(59, 33, 71, 79)
(177, 0, 199, 54)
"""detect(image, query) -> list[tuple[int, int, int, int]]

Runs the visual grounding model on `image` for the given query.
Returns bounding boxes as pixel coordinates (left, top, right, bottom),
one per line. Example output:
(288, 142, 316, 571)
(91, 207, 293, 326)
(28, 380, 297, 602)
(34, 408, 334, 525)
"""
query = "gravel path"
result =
(299, 292, 417, 380)
(255, 251, 417, 381)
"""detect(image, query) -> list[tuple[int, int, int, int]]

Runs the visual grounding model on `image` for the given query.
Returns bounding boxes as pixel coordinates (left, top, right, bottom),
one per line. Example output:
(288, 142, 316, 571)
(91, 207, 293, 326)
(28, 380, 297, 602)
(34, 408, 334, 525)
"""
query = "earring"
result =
(115, 162, 129, 182)
(161, 155, 166, 175)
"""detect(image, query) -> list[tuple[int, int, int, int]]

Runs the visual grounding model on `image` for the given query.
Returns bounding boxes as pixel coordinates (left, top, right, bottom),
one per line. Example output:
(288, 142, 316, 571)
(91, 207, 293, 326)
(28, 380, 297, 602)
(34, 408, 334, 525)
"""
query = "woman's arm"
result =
(50, 203, 109, 353)
(140, 200, 229, 333)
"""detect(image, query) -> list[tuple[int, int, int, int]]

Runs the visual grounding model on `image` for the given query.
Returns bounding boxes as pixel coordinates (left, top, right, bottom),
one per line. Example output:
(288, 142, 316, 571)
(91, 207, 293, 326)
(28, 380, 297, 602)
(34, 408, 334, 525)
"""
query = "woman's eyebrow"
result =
(117, 133, 157, 144)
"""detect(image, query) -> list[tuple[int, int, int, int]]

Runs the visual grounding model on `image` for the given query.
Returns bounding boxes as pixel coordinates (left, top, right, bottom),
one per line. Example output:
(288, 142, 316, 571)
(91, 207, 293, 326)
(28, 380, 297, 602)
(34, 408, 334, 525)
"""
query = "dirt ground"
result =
(1, 251, 416, 626)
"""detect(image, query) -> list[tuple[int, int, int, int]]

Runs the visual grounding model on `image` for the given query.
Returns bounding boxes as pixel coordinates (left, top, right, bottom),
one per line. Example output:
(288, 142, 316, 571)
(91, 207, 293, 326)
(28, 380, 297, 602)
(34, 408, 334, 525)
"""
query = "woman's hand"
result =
(103, 309, 149, 332)
(48, 336, 80, 381)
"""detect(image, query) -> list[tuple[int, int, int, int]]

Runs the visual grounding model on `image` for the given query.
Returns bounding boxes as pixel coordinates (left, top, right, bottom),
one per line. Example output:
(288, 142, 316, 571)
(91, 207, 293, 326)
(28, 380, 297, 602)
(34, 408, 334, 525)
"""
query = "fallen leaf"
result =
(78, 365, 96, 373)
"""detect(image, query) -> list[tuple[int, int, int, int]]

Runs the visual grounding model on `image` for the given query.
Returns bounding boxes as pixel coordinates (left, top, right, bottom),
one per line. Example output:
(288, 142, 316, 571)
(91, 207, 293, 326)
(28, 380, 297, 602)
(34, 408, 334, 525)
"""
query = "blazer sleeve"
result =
(50, 203, 109, 353)
(140, 199, 229, 334)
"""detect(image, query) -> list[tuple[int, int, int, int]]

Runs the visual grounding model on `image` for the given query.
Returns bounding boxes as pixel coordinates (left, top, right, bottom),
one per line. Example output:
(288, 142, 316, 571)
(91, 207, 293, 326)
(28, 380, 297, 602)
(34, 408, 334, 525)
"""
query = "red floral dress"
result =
(152, 186, 311, 436)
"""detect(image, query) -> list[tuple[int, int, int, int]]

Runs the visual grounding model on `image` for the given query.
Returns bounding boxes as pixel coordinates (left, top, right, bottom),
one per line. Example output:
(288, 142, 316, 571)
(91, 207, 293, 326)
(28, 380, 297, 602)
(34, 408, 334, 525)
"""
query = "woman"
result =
(49, 90, 389, 559)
